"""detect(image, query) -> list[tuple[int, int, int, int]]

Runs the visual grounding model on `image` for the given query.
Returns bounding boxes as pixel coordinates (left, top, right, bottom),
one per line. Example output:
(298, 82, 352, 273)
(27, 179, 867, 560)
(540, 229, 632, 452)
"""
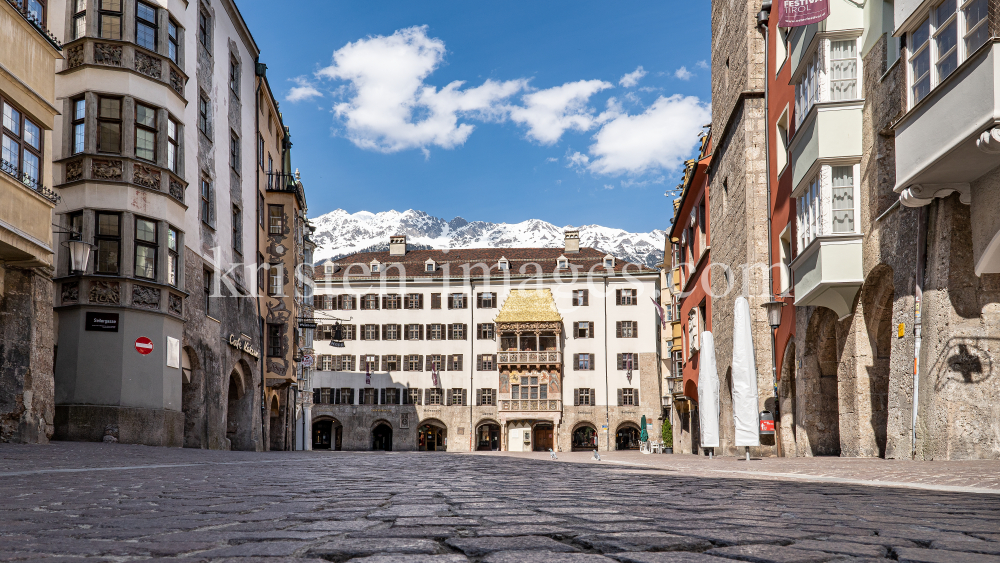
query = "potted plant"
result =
(661, 419, 673, 454)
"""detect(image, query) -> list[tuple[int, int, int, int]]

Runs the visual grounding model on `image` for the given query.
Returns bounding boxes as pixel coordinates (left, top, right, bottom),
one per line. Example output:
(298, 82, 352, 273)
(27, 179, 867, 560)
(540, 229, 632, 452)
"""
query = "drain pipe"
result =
(254, 63, 266, 449)
(911, 205, 928, 459)
(604, 274, 611, 452)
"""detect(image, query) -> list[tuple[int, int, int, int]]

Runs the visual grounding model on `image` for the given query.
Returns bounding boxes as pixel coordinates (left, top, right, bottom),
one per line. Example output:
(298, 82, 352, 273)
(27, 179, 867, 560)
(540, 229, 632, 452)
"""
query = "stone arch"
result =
(181, 346, 205, 449)
(371, 419, 393, 451)
(571, 421, 598, 451)
(778, 339, 797, 457)
(803, 307, 842, 456)
(268, 394, 281, 451)
(615, 421, 641, 450)
(861, 264, 895, 458)
(311, 415, 342, 450)
(225, 363, 255, 451)
(475, 418, 501, 451)
(417, 418, 447, 451)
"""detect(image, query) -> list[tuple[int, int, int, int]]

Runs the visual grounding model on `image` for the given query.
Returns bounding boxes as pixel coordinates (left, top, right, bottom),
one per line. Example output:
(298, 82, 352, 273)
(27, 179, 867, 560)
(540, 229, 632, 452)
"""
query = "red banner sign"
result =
(777, 0, 830, 27)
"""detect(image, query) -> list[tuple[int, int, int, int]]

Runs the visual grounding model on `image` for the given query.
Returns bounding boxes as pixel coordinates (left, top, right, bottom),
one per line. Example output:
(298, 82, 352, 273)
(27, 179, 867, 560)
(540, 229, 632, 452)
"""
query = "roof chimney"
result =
(564, 230, 580, 254)
(389, 235, 406, 256)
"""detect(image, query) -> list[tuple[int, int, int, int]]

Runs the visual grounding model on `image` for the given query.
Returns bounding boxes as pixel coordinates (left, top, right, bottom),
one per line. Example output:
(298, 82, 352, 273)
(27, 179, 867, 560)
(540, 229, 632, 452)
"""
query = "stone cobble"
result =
(0, 443, 998, 562)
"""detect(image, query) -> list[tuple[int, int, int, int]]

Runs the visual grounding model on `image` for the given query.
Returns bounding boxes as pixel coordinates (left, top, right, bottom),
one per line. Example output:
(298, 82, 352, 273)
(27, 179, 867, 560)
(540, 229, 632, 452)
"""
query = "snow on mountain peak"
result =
(310, 209, 665, 267)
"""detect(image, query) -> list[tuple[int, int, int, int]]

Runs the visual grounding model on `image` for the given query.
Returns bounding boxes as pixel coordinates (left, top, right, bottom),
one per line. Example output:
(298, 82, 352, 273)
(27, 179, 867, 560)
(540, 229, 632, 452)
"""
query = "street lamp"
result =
(55, 227, 95, 275)
(761, 299, 786, 330)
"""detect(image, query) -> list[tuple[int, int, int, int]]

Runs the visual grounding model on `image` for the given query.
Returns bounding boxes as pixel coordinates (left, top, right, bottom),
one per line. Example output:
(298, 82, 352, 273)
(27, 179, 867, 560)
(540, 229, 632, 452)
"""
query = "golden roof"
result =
(495, 289, 562, 323)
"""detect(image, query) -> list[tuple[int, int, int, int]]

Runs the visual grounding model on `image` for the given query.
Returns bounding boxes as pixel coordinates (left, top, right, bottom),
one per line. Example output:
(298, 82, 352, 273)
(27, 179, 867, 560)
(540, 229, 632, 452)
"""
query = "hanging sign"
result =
(135, 337, 154, 355)
(227, 334, 260, 359)
(777, 0, 830, 27)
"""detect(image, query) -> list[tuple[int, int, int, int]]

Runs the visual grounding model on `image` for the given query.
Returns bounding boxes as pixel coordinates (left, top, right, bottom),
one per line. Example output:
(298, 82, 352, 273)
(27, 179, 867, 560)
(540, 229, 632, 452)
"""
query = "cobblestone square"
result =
(1, 443, 999, 562)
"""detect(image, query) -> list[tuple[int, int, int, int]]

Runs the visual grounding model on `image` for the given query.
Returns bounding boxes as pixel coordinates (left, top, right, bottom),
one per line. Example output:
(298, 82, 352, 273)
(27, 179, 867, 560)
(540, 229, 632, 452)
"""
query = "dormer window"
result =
(324, 263, 334, 274)
(425, 259, 436, 272)
(604, 255, 615, 269)
(370, 261, 381, 273)
(498, 257, 509, 271)
(557, 256, 568, 269)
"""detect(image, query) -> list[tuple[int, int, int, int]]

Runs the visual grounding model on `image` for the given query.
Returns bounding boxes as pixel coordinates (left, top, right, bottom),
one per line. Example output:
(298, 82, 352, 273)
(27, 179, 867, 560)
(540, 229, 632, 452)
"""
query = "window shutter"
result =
(462, 324, 468, 340)
(589, 323, 594, 338)
(419, 324, 424, 340)
(617, 353, 623, 370)
(457, 354, 463, 371)
(381, 295, 387, 309)
(360, 327, 366, 341)
(583, 290, 589, 306)
(397, 390, 403, 405)
(589, 354, 596, 370)
(334, 388, 341, 404)
(425, 356, 432, 371)
(462, 389, 467, 406)
(616, 289, 621, 305)
(446, 325, 452, 340)
(634, 389, 640, 406)
(349, 388, 355, 405)
(447, 390, 453, 406)
(417, 355, 423, 371)
(463, 295, 468, 309)
(418, 294, 424, 308)
(617, 388, 623, 406)
(574, 388, 580, 406)
(591, 388, 597, 401)
(573, 322, 579, 338)
(492, 354, 497, 369)
(424, 389, 431, 404)
(375, 325, 381, 340)
(381, 355, 388, 372)
(476, 293, 482, 308)
(477, 355, 483, 371)
(351, 296, 357, 310)
(633, 323, 638, 338)
(476, 388, 482, 406)
(573, 353, 579, 371)
(379, 388, 385, 405)
(616, 321, 622, 338)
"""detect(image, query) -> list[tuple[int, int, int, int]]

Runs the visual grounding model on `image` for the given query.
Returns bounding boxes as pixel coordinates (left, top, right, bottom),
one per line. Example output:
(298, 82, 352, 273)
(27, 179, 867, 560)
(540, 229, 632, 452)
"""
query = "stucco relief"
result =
(170, 69, 184, 95)
(92, 159, 123, 181)
(133, 163, 160, 190)
(65, 160, 83, 182)
(89, 281, 120, 304)
(134, 52, 161, 79)
(265, 300, 291, 377)
(168, 293, 183, 316)
(132, 286, 160, 310)
(67, 45, 84, 68)
(169, 178, 184, 201)
(61, 282, 79, 304)
(94, 43, 122, 66)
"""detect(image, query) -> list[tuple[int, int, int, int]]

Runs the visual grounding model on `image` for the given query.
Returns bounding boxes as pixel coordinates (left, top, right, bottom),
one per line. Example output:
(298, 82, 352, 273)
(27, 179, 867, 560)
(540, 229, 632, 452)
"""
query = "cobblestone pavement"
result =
(2, 443, 999, 563)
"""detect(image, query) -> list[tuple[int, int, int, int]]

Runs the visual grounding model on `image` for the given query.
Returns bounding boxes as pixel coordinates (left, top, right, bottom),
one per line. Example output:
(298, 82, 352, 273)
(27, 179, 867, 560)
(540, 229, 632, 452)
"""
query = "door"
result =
(477, 424, 500, 451)
(313, 420, 332, 450)
(533, 424, 554, 451)
(372, 424, 393, 451)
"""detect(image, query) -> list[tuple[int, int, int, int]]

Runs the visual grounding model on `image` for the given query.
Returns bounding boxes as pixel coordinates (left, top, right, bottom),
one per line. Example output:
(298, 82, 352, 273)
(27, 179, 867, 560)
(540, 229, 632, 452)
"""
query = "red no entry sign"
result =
(135, 337, 153, 355)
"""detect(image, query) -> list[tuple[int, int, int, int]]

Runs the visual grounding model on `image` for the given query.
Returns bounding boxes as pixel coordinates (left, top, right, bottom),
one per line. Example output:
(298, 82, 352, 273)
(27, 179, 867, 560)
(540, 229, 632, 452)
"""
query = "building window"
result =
(167, 118, 178, 172)
(97, 97, 121, 154)
(383, 324, 399, 340)
(1, 100, 41, 188)
(230, 131, 240, 171)
(477, 354, 495, 371)
(384, 355, 399, 371)
(796, 164, 858, 251)
(257, 134, 264, 169)
(617, 353, 638, 372)
(477, 292, 495, 308)
(425, 262, 435, 272)
(617, 288, 637, 305)
(383, 294, 401, 309)
(478, 388, 496, 406)
(232, 206, 242, 255)
(909, 0, 982, 106)
(430, 293, 441, 309)
(203, 268, 212, 313)
(360, 388, 377, 405)
(572, 289, 588, 306)
(478, 323, 495, 340)
(370, 262, 380, 273)
(134, 217, 157, 279)
(576, 388, 593, 405)
(406, 355, 421, 371)
(200, 177, 212, 225)
(964, 0, 989, 56)
(405, 293, 423, 309)
(167, 19, 179, 63)
(406, 324, 422, 340)
(617, 321, 637, 338)
(829, 40, 858, 101)
(620, 388, 637, 406)
(404, 388, 421, 404)
(428, 324, 443, 340)
(448, 293, 467, 309)
(72, 0, 86, 40)
(229, 57, 240, 97)
(135, 104, 156, 162)
(167, 226, 179, 287)
(362, 324, 379, 340)
(512, 376, 546, 400)
(448, 354, 463, 371)
(267, 324, 282, 357)
(449, 388, 465, 405)
(198, 96, 209, 135)
(498, 258, 509, 271)
(98, 0, 121, 40)
(267, 264, 281, 296)
(384, 388, 400, 404)
(135, 2, 157, 51)
(71, 98, 85, 154)
(198, 9, 209, 48)
(448, 323, 465, 340)
(426, 388, 444, 405)
(94, 212, 120, 274)
(268, 205, 283, 234)
(361, 294, 379, 310)
(574, 353, 594, 371)
(831, 166, 855, 234)
(574, 321, 593, 338)
(604, 257, 614, 268)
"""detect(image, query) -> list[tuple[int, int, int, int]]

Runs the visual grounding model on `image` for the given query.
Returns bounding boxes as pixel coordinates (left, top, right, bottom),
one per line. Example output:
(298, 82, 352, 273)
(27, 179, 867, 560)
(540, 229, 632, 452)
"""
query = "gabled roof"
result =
(495, 289, 562, 323)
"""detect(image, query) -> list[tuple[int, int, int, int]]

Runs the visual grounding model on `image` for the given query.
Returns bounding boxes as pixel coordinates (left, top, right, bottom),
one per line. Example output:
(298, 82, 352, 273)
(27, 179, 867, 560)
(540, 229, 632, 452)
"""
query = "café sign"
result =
(228, 334, 260, 359)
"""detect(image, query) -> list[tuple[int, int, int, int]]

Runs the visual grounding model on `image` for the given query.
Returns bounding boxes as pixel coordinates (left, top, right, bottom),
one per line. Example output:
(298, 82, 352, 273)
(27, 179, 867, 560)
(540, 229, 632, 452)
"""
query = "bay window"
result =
(796, 164, 859, 251)
(795, 37, 861, 128)
(168, 20, 179, 63)
(1, 99, 42, 189)
(73, 0, 86, 40)
(98, 0, 121, 40)
(167, 226, 178, 286)
(72, 98, 85, 154)
(135, 2, 157, 52)
(135, 104, 156, 162)
(909, 0, 990, 106)
(135, 217, 157, 280)
(95, 212, 120, 274)
(167, 118, 178, 172)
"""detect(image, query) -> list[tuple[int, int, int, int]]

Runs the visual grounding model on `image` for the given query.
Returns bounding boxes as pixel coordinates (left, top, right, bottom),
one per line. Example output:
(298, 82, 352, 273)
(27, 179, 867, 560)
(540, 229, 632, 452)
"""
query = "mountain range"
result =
(309, 209, 666, 268)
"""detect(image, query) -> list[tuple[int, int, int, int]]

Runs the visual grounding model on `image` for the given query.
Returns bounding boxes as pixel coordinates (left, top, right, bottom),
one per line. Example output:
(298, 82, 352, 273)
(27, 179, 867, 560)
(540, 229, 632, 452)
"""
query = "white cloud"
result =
(603, 184, 615, 190)
(674, 66, 694, 81)
(696, 60, 710, 70)
(546, 157, 558, 163)
(315, 26, 526, 153)
(507, 80, 614, 145)
(581, 94, 711, 176)
(286, 76, 323, 102)
(619, 66, 647, 88)
(621, 175, 666, 188)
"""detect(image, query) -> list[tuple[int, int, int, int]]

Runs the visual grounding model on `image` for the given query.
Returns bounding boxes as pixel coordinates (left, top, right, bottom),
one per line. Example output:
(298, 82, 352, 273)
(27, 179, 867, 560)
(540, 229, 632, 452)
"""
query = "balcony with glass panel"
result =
(790, 165, 864, 320)
(893, 0, 1000, 274)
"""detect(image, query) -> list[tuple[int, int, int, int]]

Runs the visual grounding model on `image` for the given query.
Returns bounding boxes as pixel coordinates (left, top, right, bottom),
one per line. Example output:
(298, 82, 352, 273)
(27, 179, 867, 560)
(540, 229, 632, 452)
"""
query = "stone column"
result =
(303, 404, 312, 451)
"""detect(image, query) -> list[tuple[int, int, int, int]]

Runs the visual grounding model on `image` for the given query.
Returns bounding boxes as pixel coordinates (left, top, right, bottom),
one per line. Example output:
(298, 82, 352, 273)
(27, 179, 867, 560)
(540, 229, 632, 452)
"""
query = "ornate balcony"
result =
(497, 351, 561, 364)
(500, 399, 561, 412)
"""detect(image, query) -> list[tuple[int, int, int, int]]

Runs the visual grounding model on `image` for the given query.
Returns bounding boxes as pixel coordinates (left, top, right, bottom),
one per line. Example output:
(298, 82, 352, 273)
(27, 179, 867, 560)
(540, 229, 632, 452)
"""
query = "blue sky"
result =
(239, 1, 711, 233)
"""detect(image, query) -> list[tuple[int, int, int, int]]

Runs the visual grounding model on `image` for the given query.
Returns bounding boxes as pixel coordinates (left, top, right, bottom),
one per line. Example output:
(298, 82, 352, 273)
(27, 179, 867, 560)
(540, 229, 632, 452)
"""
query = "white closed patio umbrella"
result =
(732, 296, 761, 458)
(698, 331, 720, 455)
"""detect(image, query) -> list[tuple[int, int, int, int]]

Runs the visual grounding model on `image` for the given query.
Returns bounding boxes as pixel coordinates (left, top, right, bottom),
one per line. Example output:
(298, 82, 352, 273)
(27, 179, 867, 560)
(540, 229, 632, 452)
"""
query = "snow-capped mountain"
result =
(310, 209, 666, 268)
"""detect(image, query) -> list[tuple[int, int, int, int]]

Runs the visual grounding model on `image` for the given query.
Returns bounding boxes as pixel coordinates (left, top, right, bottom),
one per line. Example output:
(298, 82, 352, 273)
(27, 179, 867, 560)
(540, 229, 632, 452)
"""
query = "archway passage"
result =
(778, 341, 797, 457)
(418, 422, 446, 451)
(862, 265, 894, 458)
(533, 423, 554, 451)
(225, 369, 244, 450)
(268, 396, 281, 452)
(616, 424, 641, 450)
(181, 347, 201, 449)
(313, 420, 333, 450)
(476, 423, 500, 451)
(372, 423, 393, 451)
(572, 424, 598, 451)
(806, 307, 842, 456)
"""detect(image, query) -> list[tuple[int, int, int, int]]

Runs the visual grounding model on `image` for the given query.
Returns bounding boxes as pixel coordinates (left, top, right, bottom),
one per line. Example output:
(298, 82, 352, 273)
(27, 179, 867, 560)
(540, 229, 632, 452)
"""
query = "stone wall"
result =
(0, 267, 54, 443)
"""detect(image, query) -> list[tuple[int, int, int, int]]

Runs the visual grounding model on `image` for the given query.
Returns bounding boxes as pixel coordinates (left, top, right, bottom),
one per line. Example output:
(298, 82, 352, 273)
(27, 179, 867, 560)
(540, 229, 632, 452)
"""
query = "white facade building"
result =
(305, 233, 663, 452)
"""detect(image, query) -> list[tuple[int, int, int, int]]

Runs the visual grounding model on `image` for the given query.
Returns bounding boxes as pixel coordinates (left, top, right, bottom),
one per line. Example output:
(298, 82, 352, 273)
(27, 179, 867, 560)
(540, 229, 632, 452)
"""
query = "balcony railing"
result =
(500, 399, 561, 412)
(266, 172, 299, 192)
(5, 0, 62, 48)
(1, 157, 59, 204)
(497, 351, 561, 364)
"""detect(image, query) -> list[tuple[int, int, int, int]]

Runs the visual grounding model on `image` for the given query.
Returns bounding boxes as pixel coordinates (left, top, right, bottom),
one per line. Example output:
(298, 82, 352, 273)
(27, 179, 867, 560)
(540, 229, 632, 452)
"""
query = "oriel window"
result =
(268, 205, 283, 234)
(25, 0, 46, 26)
(134, 218, 157, 280)
(97, 97, 121, 154)
(94, 212, 120, 274)
(135, 2, 157, 51)
(167, 20, 179, 63)
(98, 0, 121, 40)
(1, 100, 42, 189)
(73, 0, 86, 40)
(267, 264, 282, 296)
(167, 118, 178, 172)
(72, 98, 85, 154)
(167, 226, 179, 287)
(135, 104, 156, 162)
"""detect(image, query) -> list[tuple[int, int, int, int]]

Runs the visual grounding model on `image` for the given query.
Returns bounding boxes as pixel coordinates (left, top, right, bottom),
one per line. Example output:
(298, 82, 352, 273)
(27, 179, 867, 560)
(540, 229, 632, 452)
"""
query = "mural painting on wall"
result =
(499, 371, 510, 394)
(266, 299, 291, 376)
(546, 370, 560, 395)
